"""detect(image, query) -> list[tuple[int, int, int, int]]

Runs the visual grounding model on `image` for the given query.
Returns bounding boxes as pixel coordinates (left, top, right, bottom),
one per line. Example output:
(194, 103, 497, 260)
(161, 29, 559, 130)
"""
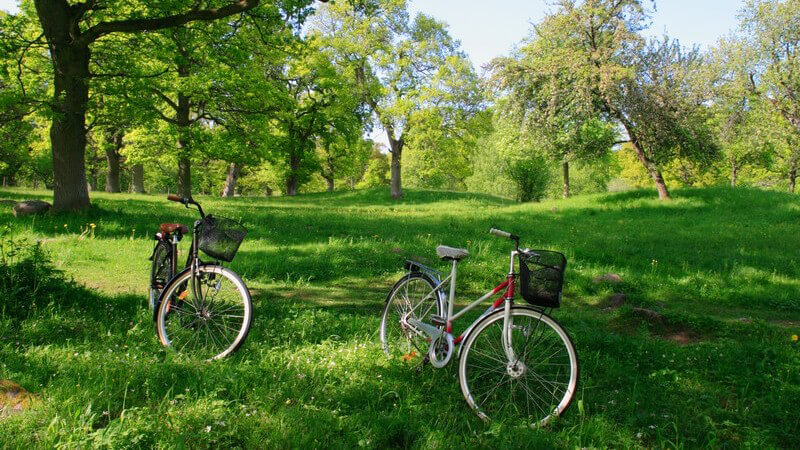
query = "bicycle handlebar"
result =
(166, 195, 205, 218)
(489, 228, 511, 238)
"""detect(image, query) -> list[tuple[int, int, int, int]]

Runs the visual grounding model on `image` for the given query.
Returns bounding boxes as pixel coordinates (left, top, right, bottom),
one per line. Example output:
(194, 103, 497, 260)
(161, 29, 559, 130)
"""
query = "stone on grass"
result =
(604, 293, 627, 310)
(12, 200, 51, 217)
(0, 380, 36, 418)
(632, 307, 665, 324)
(593, 273, 623, 284)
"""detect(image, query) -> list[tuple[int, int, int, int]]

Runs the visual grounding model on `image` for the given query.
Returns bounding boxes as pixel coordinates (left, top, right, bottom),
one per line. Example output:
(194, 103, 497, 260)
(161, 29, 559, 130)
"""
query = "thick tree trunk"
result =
(349, 177, 355, 190)
(131, 164, 144, 193)
(388, 137, 403, 199)
(324, 176, 334, 192)
(264, 185, 273, 197)
(36, 0, 92, 211)
(105, 129, 122, 193)
(221, 162, 240, 197)
(175, 90, 193, 199)
(730, 160, 738, 188)
(177, 156, 192, 199)
(562, 159, 570, 199)
(286, 152, 300, 196)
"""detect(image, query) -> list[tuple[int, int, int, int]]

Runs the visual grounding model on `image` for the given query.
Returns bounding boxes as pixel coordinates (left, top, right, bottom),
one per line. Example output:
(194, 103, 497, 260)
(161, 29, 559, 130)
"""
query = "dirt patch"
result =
(661, 330, 702, 345)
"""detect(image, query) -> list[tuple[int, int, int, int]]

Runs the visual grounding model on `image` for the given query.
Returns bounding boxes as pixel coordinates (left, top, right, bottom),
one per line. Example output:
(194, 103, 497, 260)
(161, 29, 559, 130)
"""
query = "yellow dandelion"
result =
(90, 223, 96, 228)
(792, 334, 798, 342)
(63, 224, 67, 228)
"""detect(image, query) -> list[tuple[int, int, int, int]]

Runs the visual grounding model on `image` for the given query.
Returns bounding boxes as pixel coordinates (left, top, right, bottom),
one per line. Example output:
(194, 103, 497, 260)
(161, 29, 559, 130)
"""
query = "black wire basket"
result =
(197, 215, 247, 262)
(519, 250, 566, 308)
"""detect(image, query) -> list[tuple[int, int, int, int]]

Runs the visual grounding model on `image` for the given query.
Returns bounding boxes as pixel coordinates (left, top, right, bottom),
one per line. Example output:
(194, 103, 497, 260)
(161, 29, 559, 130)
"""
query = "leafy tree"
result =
(356, 145, 391, 188)
(312, 0, 479, 198)
(5, 0, 322, 211)
(490, 15, 618, 198)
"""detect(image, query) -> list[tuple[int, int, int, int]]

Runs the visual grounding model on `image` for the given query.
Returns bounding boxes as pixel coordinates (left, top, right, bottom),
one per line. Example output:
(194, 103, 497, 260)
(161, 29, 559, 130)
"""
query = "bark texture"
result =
(221, 162, 240, 197)
(131, 164, 144, 193)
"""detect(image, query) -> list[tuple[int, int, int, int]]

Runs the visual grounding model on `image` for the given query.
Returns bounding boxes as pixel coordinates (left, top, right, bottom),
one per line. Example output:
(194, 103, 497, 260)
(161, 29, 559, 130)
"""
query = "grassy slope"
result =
(0, 187, 798, 448)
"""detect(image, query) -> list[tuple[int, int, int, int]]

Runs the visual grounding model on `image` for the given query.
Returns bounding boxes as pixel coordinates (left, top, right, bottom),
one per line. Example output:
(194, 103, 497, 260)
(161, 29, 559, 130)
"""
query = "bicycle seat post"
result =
(447, 259, 458, 330)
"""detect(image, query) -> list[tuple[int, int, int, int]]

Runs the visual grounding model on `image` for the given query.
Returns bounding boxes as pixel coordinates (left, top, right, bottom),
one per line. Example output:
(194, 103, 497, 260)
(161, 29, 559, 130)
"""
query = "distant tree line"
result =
(1, 0, 799, 208)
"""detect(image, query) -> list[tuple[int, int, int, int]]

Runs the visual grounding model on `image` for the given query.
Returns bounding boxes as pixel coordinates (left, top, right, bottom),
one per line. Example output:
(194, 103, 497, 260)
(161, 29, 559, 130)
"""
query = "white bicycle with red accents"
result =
(379, 228, 579, 427)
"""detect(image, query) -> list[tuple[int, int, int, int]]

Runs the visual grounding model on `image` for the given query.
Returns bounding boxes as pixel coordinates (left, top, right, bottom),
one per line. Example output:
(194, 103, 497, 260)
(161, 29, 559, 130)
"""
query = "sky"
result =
(0, 1, 745, 66)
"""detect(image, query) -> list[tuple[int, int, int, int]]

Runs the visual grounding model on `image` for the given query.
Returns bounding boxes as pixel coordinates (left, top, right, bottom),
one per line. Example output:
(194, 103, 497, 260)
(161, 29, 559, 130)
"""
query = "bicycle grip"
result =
(167, 194, 185, 203)
(489, 228, 512, 238)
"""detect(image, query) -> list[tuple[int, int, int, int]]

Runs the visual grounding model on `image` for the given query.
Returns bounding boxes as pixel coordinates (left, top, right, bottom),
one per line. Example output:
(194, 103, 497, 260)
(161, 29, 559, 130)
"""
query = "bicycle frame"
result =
(404, 249, 525, 361)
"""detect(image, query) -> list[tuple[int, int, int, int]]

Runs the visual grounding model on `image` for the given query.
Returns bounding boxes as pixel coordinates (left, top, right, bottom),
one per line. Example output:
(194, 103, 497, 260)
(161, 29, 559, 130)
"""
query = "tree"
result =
(490, 15, 617, 198)
(5, 0, 323, 211)
(312, 0, 475, 198)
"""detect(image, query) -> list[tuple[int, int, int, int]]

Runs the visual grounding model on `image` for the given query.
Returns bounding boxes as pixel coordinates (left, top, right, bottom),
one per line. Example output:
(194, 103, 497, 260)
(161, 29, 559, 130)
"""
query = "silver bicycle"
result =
(380, 228, 579, 427)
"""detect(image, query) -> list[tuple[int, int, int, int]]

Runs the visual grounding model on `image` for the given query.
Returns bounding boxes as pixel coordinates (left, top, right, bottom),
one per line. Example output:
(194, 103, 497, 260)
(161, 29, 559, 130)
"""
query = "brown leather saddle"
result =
(160, 223, 189, 235)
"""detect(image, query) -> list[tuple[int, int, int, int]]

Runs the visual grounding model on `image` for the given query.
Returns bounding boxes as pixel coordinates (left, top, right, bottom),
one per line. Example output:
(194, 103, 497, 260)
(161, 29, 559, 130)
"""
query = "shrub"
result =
(505, 155, 552, 202)
(0, 229, 74, 319)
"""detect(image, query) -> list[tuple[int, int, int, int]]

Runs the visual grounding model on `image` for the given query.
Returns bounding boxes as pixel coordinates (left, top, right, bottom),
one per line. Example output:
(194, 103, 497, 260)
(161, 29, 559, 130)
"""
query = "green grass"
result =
(0, 186, 799, 448)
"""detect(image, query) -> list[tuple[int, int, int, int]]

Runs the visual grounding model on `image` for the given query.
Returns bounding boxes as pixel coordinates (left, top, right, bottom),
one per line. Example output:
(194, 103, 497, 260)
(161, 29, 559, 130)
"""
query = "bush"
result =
(505, 155, 552, 202)
(0, 229, 74, 319)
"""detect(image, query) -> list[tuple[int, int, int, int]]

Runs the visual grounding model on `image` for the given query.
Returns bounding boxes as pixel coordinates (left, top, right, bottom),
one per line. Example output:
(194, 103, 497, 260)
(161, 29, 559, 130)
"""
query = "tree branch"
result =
(81, 0, 262, 44)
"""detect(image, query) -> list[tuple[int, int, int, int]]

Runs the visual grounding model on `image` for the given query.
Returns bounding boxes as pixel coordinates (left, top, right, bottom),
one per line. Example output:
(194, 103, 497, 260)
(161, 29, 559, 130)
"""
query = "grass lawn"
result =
(0, 186, 799, 448)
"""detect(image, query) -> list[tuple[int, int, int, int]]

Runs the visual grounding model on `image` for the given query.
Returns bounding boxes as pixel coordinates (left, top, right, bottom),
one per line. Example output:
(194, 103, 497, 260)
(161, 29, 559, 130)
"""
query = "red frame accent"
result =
(451, 275, 516, 345)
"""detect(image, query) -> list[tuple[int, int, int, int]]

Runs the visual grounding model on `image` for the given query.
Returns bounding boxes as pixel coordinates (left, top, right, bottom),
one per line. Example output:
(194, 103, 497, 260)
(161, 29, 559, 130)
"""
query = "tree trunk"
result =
(131, 164, 144, 193)
(35, 0, 92, 211)
(622, 123, 670, 200)
(32, 175, 38, 190)
(388, 137, 403, 199)
(175, 90, 193, 200)
(349, 177, 355, 190)
(324, 176, 334, 192)
(105, 129, 122, 193)
(562, 159, 570, 199)
(222, 162, 240, 197)
(264, 185, 273, 197)
(286, 151, 300, 196)
(790, 165, 798, 194)
(730, 160, 738, 188)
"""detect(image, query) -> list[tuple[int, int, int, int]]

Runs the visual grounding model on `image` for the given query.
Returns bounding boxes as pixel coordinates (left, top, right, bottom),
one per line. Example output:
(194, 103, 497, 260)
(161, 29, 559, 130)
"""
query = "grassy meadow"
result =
(0, 186, 799, 448)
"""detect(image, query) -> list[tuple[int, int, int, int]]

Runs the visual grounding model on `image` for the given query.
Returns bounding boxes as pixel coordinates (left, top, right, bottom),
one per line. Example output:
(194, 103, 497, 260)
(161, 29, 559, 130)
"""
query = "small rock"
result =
(0, 380, 36, 418)
(632, 307, 664, 324)
(738, 317, 753, 324)
(12, 200, 51, 217)
(604, 293, 627, 310)
(593, 273, 623, 284)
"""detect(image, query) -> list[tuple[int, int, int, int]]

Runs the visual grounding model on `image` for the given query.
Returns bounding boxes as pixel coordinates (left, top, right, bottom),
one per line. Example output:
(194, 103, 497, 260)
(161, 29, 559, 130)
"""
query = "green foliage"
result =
(356, 147, 391, 188)
(505, 154, 552, 202)
(0, 229, 76, 320)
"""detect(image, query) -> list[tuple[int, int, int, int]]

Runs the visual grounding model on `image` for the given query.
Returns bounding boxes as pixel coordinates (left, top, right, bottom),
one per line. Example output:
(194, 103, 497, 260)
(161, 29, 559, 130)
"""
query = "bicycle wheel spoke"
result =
(460, 308, 577, 426)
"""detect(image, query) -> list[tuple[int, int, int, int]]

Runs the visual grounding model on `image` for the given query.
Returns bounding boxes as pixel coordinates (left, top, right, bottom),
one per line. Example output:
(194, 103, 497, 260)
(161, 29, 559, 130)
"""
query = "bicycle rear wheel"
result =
(149, 240, 172, 311)
(458, 306, 578, 427)
(380, 273, 443, 362)
(156, 264, 252, 360)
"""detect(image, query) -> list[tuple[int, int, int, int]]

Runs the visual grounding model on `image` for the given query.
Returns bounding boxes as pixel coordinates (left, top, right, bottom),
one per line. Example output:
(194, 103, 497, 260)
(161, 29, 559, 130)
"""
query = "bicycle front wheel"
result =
(156, 264, 252, 360)
(458, 306, 578, 427)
